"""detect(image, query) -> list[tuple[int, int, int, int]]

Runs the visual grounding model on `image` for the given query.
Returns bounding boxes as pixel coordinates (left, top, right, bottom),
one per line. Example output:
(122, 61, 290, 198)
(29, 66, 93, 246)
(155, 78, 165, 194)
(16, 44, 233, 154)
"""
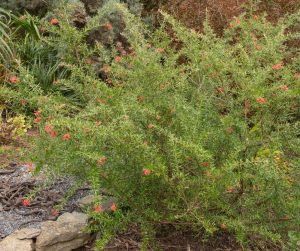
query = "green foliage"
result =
(0, 8, 13, 67)
(0, 105, 30, 144)
(1, 1, 300, 249)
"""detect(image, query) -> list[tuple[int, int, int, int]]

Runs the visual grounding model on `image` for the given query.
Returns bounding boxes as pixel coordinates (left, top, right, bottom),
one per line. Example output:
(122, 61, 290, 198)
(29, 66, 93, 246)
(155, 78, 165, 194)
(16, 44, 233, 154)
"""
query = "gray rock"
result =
(0, 228, 40, 251)
(56, 212, 88, 224)
(14, 228, 41, 240)
(36, 212, 90, 251)
(77, 195, 97, 208)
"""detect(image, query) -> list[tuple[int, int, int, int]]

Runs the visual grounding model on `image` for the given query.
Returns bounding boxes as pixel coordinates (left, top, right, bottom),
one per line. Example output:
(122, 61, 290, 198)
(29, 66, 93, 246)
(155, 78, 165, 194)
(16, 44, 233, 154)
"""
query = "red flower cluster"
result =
(256, 97, 266, 104)
(10, 76, 19, 84)
(51, 208, 59, 217)
(226, 127, 233, 134)
(44, 124, 57, 138)
(110, 203, 117, 212)
(115, 56, 122, 63)
(272, 63, 282, 70)
(147, 123, 154, 130)
(22, 198, 31, 207)
(34, 110, 42, 124)
(50, 18, 59, 26)
(62, 133, 71, 141)
(26, 162, 34, 172)
(97, 157, 106, 166)
(102, 23, 113, 30)
(143, 169, 151, 176)
(202, 162, 209, 167)
(103, 64, 110, 74)
(94, 205, 102, 213)
(226, 186, 234, 193)
(279, 85, 289, 91)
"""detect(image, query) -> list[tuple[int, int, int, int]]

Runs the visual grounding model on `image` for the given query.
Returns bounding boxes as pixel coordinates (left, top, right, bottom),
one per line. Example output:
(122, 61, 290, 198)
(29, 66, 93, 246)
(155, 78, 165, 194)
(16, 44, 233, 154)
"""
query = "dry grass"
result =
(160, 0, 300, 34)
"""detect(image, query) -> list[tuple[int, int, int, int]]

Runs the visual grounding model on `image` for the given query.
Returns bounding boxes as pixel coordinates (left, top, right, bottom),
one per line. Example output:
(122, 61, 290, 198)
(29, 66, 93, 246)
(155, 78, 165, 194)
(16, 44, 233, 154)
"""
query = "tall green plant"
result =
(4, 1, 299, 249)
(0, 8, 12, 67)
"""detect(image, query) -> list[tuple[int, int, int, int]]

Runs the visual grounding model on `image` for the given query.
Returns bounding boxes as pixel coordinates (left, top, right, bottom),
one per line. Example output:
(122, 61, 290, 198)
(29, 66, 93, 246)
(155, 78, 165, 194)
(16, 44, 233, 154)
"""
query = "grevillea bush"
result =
(1, 1, 300, 249)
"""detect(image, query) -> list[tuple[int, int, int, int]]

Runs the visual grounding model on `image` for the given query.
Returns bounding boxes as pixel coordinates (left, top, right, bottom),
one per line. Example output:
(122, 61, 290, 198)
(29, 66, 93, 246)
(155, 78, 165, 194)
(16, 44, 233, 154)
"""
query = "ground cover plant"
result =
(0, 0, 300, 250)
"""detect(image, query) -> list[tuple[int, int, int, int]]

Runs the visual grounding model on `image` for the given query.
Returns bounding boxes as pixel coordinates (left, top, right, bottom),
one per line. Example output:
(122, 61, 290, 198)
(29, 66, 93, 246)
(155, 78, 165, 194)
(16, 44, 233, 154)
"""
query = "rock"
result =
(0, 228, 40, 251)
(36, 212, 90, 251)
(101, 197, 117, 211)
(77, 195, 97, 208)
(14, 228, 41, 239)
(77, 195, 117, 211)
(56, 212, 88, 224)
(0, 238, 34, 251)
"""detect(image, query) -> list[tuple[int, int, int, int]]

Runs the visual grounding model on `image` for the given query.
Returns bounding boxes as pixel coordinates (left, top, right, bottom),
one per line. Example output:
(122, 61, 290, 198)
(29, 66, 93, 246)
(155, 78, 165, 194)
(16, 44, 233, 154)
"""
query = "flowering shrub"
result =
(2, 1, 300, 249)
(0, 106, 30, 144)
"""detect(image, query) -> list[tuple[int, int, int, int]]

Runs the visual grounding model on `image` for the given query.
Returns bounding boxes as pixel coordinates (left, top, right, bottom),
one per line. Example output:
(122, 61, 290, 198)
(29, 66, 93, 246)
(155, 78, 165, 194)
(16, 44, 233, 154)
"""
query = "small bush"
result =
(2, 1, 300, 249)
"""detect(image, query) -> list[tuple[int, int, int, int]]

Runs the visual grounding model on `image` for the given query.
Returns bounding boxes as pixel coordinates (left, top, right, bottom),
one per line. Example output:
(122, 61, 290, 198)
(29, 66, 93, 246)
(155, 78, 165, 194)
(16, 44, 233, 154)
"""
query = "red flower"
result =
(143, 140, 148, 145)
(110, 203, 117, 212)
(50, 18, 59, 25)
(255, 44, 261, 51)
(115, 56, 122, 63)
(216, 87, 224, 94)
(106, 79, 113, 85)
(103, 64, 110, 73)
(272, 63, 282, 70)
(62, 133, 71, 141)
(102, 22, 113, 30)
(53, 79, 59, 85)
(147, 123, 154, 130)
(202, 162, 209, 167)
(256, 97, 266, 104)
(96, 99, 107, 104)
(51, 208, 59, 217)
(94, 205, 102, 213)
(19, 15, 26, 21)
(34, 117, 42, 124)
(50, 130, 57, 137)
(143, 169, 151, 176)
(156, 48, 165, 53)
(226, 127, 233, 134)
(95, 121, 102, 126)
(22, 198, 31, 207)
(44, 124, 53, 133)
(20, 99, 27, 106)
(26, 162, 34, 172)
(97, 157, 106, 166)
(226, 186, 234, 193)
(294, 72, 299, 79)
(10, 76, 19, 84)
(137, 96, 144, 102)
(279, 85, 289, 91)
(234, 17, 240, 25)
(34, 110, 42, 117)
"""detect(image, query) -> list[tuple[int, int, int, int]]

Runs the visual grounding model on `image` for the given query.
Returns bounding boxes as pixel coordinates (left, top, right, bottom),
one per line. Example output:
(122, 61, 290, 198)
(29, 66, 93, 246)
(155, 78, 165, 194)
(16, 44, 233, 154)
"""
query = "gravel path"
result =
(0, 163, 92, 239)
